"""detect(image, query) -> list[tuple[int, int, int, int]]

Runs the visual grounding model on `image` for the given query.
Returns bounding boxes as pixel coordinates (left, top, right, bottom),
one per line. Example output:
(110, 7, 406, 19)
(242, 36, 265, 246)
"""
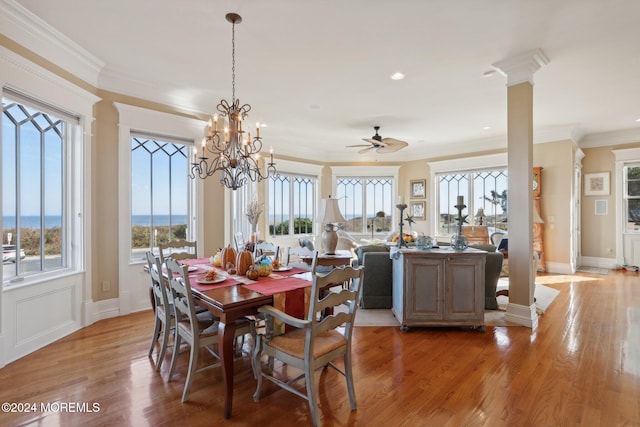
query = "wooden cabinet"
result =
(391, 248, 486, 331)
(461, 225, 489, 245)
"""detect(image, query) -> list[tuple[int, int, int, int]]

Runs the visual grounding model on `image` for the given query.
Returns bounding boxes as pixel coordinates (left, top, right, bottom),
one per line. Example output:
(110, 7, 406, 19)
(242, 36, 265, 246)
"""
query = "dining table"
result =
(178, 258, 312, 419)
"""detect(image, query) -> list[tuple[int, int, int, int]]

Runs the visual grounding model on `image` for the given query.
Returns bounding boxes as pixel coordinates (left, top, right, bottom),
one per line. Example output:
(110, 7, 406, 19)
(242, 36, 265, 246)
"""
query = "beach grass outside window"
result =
(625, 164, 640, 231)
(336, 177, 393, 235)
(2, 93, 76, 281)
(130, 134, 191, 261)
(437, 169, 508, 235)
(268, 173, 316, 236)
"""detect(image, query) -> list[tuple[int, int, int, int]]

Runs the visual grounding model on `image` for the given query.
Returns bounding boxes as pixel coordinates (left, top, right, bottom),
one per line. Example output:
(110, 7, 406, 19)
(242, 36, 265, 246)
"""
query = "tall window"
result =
(130, 134, 190, 260)
(2, 94, 75, 280)
(268, 173, 316, 236)
(437, 169, 508, 235)
(336, 176, 393, 235)
(625, 164, 640, 232)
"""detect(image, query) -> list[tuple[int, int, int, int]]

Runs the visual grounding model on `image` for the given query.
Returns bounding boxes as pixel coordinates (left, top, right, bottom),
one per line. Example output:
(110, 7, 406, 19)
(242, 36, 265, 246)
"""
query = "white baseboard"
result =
(580, 256, 617, 269)
(92, 298, 121, 323)
(543, 262, 573, 274)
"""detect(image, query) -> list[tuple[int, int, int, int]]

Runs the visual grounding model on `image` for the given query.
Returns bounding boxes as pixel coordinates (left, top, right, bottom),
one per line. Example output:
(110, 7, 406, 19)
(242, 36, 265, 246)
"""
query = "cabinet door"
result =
(445, 255, 484, 321)
(406, 256, 444, 321)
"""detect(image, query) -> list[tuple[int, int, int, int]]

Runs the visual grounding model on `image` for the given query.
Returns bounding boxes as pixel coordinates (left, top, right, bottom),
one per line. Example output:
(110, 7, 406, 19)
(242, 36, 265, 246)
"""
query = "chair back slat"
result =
(146, 251, 170, 311)
(159, 239, 197, 265)
(307, 265, 364, 335)
(165, 258, 200, 334)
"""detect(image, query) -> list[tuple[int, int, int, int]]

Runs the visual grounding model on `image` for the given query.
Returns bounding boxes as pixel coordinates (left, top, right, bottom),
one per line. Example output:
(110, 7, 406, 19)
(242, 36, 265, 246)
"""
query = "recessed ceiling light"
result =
(390, 72, 405, 81)
(482, 126, 491, 130)
(635, 118, 640, 122)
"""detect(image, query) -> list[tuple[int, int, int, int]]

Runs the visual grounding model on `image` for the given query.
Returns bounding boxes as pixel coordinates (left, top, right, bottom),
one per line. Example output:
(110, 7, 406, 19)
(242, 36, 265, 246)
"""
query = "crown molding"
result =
(579, 127, 640, 148)
(0, 0, 104, 86)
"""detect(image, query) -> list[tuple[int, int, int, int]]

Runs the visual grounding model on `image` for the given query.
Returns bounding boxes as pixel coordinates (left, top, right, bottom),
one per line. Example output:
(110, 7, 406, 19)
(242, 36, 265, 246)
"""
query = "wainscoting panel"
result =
(2, 274, 84, 365)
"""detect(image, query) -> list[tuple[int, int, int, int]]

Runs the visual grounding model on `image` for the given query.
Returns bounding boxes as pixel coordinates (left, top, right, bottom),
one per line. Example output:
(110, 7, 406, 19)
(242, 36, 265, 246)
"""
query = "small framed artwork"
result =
(584, 172, 610, 196)
(595, 200, 608, 215)
(410, 179, 426, 199)
(410, 201, 426, 220)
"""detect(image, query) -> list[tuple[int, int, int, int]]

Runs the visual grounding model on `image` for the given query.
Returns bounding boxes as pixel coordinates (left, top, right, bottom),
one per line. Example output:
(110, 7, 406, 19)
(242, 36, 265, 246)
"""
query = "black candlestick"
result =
(396, 203, 408, 248)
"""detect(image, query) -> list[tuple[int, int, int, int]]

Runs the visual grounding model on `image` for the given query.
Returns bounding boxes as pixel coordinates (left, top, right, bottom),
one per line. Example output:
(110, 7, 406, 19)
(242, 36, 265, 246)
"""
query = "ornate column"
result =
(492, 49, 548, 329)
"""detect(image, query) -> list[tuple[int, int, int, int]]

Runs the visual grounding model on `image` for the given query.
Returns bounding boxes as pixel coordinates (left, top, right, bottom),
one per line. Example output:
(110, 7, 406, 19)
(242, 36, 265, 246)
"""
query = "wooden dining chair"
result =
(252, 264, 365, 427)
(146, 251, 174, 372)
(285, 245, 316, 270)
(234, 232, 246, 252)
(253, 241, 279, 261)
(165, 258, 253, 402)
(158, 239, 197, 265)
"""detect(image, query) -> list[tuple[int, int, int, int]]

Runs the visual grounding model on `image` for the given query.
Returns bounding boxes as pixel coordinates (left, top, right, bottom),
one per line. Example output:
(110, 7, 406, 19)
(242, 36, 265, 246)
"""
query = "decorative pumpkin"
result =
(256, 257, 273, 277)
(235, 250, 253, 276)
(220, 245, 237, 269)
(210, 250, 222, 267)
(246, 265, 259, 280)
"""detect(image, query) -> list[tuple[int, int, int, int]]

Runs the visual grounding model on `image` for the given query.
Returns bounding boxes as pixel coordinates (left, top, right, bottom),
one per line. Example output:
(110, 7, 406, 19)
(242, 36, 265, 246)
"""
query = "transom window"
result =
(130, 134, 191, 261)
(2, 94, 75, 281)
(437, 169, 508, 235)
(268, 173, 316, 236)
(336, 176, 393, 235)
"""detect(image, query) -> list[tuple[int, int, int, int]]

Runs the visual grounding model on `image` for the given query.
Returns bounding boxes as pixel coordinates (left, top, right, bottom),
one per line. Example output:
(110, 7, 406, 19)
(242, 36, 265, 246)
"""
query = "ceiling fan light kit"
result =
(347, 126, 408, 154)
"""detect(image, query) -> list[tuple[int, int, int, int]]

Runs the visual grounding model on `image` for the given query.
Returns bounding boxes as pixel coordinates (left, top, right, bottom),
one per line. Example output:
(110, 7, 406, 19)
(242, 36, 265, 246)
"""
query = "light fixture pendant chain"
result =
(231, 20, 236, 103)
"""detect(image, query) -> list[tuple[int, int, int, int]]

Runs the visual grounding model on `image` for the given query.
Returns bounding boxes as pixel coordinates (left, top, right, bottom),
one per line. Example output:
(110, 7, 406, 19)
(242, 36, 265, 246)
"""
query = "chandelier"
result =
(189, 13, 277, 189)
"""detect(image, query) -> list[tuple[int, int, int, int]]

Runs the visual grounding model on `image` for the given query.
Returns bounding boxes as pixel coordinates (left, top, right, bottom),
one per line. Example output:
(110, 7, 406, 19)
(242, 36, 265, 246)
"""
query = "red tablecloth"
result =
(182, 258, 313, 333)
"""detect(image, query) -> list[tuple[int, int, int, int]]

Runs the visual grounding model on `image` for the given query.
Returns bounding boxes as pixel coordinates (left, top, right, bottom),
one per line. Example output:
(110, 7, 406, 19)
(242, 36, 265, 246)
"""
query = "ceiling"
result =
(5, 0, 640, 163)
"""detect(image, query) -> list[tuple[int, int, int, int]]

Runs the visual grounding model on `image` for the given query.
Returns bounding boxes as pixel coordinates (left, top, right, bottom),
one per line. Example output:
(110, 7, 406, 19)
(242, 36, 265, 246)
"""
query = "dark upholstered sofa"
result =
(353, 245, 393, 309)
(468, 243, 504, 310)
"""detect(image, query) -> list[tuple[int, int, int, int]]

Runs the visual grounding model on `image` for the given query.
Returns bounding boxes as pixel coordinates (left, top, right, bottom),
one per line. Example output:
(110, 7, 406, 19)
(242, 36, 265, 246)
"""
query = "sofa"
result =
(353, 245, 392, 309)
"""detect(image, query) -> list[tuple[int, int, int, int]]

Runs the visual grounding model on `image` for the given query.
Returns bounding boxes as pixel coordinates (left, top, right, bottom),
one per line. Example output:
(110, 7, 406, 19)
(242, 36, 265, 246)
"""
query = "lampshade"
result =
(318, 196, 346, 224)
(533, 206, 544, 224)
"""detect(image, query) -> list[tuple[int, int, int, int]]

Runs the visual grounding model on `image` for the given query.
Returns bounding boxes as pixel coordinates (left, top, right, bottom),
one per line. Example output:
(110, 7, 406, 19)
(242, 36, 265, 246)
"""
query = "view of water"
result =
(3, 215, 188, 229)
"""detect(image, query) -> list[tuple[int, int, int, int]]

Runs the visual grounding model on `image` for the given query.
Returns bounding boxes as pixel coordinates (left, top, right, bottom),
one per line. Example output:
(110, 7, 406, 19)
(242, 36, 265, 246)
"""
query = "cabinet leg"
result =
(400, 325, 409, 332)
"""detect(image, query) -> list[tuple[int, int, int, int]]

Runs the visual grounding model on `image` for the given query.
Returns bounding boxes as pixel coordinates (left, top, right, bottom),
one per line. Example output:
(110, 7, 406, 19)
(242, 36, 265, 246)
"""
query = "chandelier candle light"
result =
(189, 13, 277, 189)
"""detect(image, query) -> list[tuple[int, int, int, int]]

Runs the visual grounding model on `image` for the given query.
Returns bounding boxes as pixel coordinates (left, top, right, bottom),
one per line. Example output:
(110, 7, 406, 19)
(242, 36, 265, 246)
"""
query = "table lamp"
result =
(318, 196, 346, 254)
(475, 208, 486, 225)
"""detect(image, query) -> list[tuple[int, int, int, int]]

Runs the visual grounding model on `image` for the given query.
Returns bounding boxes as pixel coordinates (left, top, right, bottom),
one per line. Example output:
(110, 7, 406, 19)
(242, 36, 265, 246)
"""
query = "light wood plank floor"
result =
(1, 270, 639, 426)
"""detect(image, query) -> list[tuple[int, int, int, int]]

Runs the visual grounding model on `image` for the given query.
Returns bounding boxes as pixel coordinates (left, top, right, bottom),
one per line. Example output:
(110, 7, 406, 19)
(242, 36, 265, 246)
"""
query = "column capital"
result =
(492, 48, 549, 86)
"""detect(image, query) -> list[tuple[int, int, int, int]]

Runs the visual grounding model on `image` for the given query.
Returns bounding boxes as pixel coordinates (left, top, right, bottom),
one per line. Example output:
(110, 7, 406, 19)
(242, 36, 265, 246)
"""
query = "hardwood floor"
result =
(1, 270, 639, 426)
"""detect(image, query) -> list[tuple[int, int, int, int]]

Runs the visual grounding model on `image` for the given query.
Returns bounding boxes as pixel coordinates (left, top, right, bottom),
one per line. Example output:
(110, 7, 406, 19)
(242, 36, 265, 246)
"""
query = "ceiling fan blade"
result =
(381, 137, 408, 146)
(358, 146, 375, 154)
(377, 139, 408, 153)
(346, 144, 372, 148)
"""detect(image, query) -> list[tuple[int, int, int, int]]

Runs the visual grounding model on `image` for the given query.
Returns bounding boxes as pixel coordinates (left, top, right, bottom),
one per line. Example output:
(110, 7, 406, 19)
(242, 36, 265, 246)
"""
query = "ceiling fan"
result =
(347, 126, 408, 154)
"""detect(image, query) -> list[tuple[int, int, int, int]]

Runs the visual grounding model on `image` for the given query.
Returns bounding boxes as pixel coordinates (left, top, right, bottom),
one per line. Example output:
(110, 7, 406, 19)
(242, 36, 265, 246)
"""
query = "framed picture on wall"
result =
(410, 201, 426, 220)
(584, 172, 610, 196)
(410, 179, 426, 199)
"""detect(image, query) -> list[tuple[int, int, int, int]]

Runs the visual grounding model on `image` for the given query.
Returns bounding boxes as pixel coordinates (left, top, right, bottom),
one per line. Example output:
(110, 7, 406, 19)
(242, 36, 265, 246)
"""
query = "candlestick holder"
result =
(450, 203, 469, 251)
(396, 203, 408, 248)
